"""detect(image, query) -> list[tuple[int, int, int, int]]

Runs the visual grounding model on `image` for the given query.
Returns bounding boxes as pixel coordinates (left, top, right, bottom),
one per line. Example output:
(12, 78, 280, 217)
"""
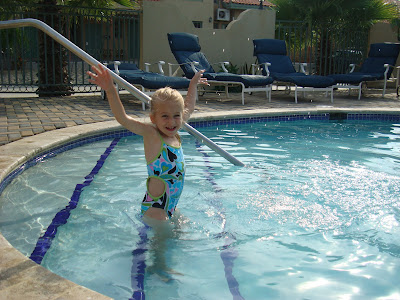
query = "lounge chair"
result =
(167, 32, 273, 105)
(105, 61, 190, 109)
(328, 43, 400, 99)
(253, 39, 335, 103)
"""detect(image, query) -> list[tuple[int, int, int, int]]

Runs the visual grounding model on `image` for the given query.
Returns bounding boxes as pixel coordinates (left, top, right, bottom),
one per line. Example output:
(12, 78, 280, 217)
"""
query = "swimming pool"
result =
(1, 113, 400, 299)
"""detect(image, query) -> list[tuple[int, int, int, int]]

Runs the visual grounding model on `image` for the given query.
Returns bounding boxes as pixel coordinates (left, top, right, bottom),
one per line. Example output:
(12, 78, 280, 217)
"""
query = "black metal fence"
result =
(275, 20, 369, 76)
(0, 4, 140, 95)
(0, 6, 369, 95)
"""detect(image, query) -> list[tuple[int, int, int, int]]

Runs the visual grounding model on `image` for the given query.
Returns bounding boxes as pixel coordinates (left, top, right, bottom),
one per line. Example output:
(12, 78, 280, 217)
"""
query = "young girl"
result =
(87, 64, 207, 222)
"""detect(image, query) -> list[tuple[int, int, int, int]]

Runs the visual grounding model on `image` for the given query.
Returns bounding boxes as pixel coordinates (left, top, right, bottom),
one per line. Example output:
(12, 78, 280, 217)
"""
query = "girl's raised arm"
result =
(184, 70, 208, 122)
(87, 64, 152, 136)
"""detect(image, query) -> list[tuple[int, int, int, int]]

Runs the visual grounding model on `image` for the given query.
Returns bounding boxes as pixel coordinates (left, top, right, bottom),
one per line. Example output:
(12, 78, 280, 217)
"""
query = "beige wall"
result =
(370, 22, 398, 44)
(141, 0, 275, 75)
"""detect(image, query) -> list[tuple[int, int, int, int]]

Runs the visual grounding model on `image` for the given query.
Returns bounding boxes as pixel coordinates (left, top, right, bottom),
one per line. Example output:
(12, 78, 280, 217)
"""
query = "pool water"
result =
(1, 118, 400, 299)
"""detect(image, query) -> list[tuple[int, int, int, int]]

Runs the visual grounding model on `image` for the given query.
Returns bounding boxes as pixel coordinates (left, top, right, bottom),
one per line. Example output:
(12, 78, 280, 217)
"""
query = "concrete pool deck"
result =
(0, 88, 399, 299)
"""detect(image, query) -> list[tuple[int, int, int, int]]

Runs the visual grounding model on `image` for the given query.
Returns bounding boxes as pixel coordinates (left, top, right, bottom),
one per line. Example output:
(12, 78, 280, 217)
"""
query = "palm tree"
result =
(272, 0, 398, 74)
(273, 0, 397, 31)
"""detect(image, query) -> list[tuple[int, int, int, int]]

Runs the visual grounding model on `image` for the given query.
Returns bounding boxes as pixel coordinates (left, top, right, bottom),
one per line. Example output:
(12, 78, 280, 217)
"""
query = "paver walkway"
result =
(1, 88, 399, 145)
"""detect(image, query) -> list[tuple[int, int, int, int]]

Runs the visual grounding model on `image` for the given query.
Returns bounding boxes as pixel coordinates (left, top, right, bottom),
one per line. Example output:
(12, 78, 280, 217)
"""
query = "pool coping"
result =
(1, 106, 400, 299)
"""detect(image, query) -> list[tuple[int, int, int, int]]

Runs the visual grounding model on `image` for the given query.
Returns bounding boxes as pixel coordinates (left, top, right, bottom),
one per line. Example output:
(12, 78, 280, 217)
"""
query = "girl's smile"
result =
(151, 101, 184, 138)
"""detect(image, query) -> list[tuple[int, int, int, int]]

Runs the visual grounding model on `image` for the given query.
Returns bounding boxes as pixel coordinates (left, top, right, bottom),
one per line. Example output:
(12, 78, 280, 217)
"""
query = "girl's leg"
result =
(142, 215, 179, 281)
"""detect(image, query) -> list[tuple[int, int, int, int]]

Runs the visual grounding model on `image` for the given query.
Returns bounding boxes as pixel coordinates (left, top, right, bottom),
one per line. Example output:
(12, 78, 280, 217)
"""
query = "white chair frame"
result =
(333, 63, 395, 100)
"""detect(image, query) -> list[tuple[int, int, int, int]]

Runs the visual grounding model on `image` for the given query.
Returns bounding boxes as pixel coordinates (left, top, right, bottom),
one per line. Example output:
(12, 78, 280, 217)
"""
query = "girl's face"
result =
(151, 100, 184, 138)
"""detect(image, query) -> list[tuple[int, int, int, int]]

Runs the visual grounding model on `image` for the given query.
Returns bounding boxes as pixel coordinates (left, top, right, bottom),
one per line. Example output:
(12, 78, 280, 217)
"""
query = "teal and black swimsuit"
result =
(141, 134, 185, 218)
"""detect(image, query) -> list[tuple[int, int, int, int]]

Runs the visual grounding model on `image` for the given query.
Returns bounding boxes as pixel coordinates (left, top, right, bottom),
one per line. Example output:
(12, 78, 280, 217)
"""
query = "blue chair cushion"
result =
(253, 39, 334, 87)
(328, 73, 379, 84)
(258, 54, 296, 75)
(253, 39, 287, 56)
(331, 43, 400, 81)
(140, 74, 190, 89)
(272, 72, 306, 81)
(171, 51, 215, 78)
(368, 43, 400, 58)
(115, 71, 146, 85)
(168, 32, 202, 52)
(360, 57, 397, 78)
(168, 32, 215, 78)
(120, 71, 190, 89)
(107, 63, 146, 81)
(107, 65, 145, 86)
(212, 73, 274, 87)
(277, 74, 334, 88)
(253, 39, 299, 75)
(116, 63, 141, 71)
(107, 63, 190, 89)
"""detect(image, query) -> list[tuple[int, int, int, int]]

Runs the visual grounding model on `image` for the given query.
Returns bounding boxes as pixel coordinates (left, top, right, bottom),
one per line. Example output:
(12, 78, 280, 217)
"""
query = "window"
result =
(192, 21, 203, 28)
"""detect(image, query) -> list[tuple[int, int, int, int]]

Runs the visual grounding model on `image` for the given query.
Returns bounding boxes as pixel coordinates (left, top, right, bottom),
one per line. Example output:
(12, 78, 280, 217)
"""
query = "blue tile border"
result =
(189, 113, 330, 128)
(347, 113, 400, 121)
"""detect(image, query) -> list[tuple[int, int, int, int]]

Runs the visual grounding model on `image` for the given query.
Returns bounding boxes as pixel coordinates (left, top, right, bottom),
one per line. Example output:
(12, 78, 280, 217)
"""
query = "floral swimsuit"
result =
(141, 134, 185, 218)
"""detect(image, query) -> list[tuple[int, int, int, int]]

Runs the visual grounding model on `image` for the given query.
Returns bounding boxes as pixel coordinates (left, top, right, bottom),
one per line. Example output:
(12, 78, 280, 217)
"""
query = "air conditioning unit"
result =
(217, 8, 230, 21)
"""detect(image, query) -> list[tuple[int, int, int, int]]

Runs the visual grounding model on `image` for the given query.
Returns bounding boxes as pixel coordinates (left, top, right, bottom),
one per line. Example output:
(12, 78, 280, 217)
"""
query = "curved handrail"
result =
(0, 18, 244, 167)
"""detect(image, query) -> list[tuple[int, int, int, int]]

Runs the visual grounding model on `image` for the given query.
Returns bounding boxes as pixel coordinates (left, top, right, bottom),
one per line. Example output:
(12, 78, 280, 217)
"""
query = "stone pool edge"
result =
(1, 106, 400, 299)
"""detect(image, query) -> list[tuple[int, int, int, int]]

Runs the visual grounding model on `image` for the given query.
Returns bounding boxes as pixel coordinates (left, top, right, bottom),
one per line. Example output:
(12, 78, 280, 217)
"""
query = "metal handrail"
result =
(0, 18, 244, 167)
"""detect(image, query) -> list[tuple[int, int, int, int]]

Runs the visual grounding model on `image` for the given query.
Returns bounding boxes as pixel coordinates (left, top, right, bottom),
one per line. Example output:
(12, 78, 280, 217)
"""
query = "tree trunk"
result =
(36, 0, 72, 97)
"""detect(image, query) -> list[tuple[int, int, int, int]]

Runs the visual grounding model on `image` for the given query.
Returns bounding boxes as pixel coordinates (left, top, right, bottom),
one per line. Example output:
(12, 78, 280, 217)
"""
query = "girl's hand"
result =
(193, 70, 209, 86)
(87, 64, 115, 92)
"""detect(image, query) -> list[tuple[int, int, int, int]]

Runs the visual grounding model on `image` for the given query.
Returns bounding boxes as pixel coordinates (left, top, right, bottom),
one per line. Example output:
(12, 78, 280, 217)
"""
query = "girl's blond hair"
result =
(150, 87, 184, 116)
